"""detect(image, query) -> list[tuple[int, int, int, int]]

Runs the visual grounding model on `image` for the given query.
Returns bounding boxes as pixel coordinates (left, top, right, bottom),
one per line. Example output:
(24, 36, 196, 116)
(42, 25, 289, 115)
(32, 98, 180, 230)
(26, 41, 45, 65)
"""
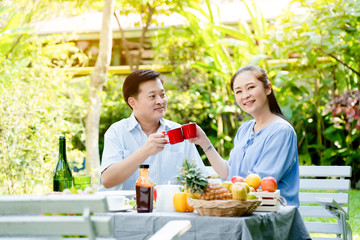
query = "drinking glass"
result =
(73, 176, 91, 190)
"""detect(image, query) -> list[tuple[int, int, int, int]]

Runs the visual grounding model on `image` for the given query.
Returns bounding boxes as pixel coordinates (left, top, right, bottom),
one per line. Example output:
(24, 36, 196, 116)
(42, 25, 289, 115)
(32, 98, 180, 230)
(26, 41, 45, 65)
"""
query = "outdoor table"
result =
(103, 205, 311, 240)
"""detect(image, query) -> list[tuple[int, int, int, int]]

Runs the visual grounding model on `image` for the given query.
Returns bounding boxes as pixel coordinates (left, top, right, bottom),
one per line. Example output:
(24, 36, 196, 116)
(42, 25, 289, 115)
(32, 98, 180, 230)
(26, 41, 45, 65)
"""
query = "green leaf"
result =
(249, 54, 268, 65)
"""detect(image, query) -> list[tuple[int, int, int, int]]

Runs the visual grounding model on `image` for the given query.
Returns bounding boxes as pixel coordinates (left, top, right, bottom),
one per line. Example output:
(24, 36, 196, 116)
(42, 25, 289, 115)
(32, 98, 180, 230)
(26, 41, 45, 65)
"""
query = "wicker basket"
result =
(188, 198, 262, 217)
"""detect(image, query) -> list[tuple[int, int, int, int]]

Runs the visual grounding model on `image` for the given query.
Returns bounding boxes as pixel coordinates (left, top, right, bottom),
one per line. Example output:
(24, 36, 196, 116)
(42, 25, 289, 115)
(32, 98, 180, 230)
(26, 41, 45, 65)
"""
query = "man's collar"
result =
(160, 118, 172, 132)
(127, 113, 171, 132)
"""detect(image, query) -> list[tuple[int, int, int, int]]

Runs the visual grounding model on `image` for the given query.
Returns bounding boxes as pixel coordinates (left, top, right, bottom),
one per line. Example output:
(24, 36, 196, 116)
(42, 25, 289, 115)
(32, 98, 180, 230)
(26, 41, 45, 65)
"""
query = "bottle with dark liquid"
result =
(53, 136, 73, 192)
(136, 164, 154, 213)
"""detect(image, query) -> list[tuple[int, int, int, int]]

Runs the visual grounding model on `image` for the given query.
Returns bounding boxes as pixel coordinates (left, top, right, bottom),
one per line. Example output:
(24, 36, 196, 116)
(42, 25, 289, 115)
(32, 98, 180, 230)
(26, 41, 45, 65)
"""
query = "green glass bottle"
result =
(53, 136, 73, 192)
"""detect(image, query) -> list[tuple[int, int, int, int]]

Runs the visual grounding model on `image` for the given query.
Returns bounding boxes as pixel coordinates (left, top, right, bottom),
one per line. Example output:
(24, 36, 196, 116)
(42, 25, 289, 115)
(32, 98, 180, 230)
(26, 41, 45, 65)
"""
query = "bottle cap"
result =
(59, 136, 66, 140)
(139, 164, 149, 168)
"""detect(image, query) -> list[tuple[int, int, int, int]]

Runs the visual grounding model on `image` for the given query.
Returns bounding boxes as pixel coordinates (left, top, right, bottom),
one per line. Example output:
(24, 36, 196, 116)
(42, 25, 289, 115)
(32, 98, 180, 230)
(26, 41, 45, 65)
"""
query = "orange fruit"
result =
(245, 173, 261, 189)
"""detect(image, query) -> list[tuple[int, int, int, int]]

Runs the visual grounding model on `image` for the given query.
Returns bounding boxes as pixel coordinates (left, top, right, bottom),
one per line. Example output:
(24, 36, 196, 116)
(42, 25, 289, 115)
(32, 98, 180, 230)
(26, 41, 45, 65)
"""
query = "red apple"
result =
(231, 176, 246, 183)
(260, 176, 277, 192)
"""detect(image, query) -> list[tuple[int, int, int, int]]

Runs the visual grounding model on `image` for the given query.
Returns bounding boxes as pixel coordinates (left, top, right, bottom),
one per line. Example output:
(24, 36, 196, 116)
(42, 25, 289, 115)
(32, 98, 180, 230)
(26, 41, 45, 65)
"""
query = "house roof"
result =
(32, 0, 298, 38)
(31, 11, 186, 36)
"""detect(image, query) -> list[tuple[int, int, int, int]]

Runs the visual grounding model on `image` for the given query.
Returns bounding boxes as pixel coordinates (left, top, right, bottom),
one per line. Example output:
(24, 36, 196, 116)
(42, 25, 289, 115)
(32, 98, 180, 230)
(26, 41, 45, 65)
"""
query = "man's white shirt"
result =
(99, 114, 207, 191)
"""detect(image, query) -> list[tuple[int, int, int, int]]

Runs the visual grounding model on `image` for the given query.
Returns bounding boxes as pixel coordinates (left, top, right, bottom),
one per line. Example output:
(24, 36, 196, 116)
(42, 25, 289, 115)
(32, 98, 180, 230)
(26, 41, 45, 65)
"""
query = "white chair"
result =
(0, 195, 114, 240)
(149, 220, 191, 240)
(0, 194, 191, 240)
(205, 166, 222, 184)
(299, 165, 352, 240)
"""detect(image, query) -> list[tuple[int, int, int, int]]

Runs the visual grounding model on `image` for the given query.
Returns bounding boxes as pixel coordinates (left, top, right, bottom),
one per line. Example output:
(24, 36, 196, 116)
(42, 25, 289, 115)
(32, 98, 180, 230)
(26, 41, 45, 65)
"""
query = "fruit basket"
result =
(188, 198, 262, 217)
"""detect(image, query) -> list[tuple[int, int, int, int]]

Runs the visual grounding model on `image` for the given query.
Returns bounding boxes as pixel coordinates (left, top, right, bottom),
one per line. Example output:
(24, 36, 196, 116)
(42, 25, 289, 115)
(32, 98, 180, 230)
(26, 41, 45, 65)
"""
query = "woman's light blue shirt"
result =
(99, 114, 206, 191)
(226, 118, 300, 206)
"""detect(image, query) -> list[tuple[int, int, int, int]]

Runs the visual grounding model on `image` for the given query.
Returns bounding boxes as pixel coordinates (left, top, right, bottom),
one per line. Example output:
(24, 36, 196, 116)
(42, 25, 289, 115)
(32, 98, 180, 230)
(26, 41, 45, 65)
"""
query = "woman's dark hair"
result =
(230, 65, 287, 120)
(122, 69, 163, 109)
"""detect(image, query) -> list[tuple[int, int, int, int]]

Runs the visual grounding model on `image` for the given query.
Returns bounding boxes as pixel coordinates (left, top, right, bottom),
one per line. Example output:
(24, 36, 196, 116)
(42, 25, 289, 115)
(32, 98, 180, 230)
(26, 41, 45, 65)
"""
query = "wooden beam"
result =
(38, 27, 165, 41)
(267, 57, 331, 66)
(66, 57, 332, 76)
(65, 65, 173, 76)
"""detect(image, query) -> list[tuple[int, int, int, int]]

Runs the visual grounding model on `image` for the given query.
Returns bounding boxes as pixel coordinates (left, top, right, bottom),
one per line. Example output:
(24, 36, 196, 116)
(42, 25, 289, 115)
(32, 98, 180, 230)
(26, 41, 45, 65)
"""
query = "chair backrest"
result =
(0, 194, 114, 240)
(205, 166, 222, 184)
(149, 220, 191, 240)
(299, 165, 351, 239)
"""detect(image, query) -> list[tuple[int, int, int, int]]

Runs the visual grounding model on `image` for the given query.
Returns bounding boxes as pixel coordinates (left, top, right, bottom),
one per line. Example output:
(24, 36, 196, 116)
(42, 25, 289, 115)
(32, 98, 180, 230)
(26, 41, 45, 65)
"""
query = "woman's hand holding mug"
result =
(163, 122, 198, 145)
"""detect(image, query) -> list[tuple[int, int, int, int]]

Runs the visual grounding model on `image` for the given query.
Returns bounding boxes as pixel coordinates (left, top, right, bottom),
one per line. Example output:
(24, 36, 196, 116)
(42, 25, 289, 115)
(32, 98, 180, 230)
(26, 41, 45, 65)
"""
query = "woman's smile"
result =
(243, 99, 255, 106)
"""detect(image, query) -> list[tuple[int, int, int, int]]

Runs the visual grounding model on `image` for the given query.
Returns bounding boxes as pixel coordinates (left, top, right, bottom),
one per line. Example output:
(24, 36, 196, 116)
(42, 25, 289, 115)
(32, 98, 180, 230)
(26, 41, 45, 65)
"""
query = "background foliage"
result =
(1, 0, 360, 195)
(268, 0, 360, 186)
(0, 4, 88, 194)
(153, 0, 360, 186)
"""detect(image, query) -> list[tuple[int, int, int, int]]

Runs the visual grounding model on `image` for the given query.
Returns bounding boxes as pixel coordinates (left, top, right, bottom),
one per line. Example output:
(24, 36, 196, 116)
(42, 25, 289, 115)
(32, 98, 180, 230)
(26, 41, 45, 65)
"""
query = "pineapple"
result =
(176, 159, 232, 200)
(199, 182, 232, 200)
(176, 159, 208, 199)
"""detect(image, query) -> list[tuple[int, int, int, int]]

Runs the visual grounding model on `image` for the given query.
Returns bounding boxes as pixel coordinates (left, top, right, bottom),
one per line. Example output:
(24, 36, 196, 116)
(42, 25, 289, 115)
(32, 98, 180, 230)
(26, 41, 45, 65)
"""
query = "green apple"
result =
(247, 192, 258, 200)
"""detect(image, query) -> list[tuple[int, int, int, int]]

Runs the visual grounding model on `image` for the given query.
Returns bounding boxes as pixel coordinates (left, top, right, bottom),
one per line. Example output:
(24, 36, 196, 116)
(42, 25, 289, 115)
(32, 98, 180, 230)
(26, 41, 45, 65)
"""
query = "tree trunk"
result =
(114, 3, 154, 72)
(135, 4, 154, 69)
(315, 77, 323, 160)
(85, 0, 115, 189)
(114, 11, 135, 71)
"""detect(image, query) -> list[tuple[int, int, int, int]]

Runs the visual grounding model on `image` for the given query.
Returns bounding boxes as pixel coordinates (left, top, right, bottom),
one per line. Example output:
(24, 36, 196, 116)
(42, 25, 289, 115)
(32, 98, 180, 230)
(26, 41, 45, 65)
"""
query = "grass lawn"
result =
(350, 189, 360, 240)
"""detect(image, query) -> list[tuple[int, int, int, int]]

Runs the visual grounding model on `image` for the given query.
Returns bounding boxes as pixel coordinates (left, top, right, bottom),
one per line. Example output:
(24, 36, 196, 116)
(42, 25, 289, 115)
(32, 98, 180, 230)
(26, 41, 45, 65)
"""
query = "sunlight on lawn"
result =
(350, 189, 360, 240)
(311, 233, 359, 240)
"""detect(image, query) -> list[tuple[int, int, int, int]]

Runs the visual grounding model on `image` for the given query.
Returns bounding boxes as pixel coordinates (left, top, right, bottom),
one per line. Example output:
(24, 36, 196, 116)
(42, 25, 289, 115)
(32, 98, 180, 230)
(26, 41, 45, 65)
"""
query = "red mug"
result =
(164, 128, 184, 145)
(181, 123, 197, 139)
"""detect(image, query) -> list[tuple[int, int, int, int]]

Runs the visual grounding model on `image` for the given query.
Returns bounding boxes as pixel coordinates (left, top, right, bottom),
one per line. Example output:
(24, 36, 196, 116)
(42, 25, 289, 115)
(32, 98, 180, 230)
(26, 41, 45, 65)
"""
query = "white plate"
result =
(108, 204, 133, 212)
(95, 190, 136, 198)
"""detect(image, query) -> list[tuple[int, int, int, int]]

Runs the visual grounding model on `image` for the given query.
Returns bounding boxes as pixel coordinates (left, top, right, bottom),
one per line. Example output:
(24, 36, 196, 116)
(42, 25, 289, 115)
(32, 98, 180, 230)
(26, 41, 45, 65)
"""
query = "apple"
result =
(238, 182, 250, 193)
(260, 176, 277, 192)
(231, 182, 248, 201)
(245, 173, 261, 189)
(221, 181, 233, 192)
(247, 192, 258, 200)
(249, 186, 257, 192)
(231, 176, 246, 183)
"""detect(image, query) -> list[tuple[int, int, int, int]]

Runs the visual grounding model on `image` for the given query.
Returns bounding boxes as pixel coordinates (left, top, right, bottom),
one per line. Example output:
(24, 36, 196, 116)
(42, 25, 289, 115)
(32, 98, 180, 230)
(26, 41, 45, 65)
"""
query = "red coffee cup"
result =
(181, 123, 197, 139)
(164, 128, 184, 144)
